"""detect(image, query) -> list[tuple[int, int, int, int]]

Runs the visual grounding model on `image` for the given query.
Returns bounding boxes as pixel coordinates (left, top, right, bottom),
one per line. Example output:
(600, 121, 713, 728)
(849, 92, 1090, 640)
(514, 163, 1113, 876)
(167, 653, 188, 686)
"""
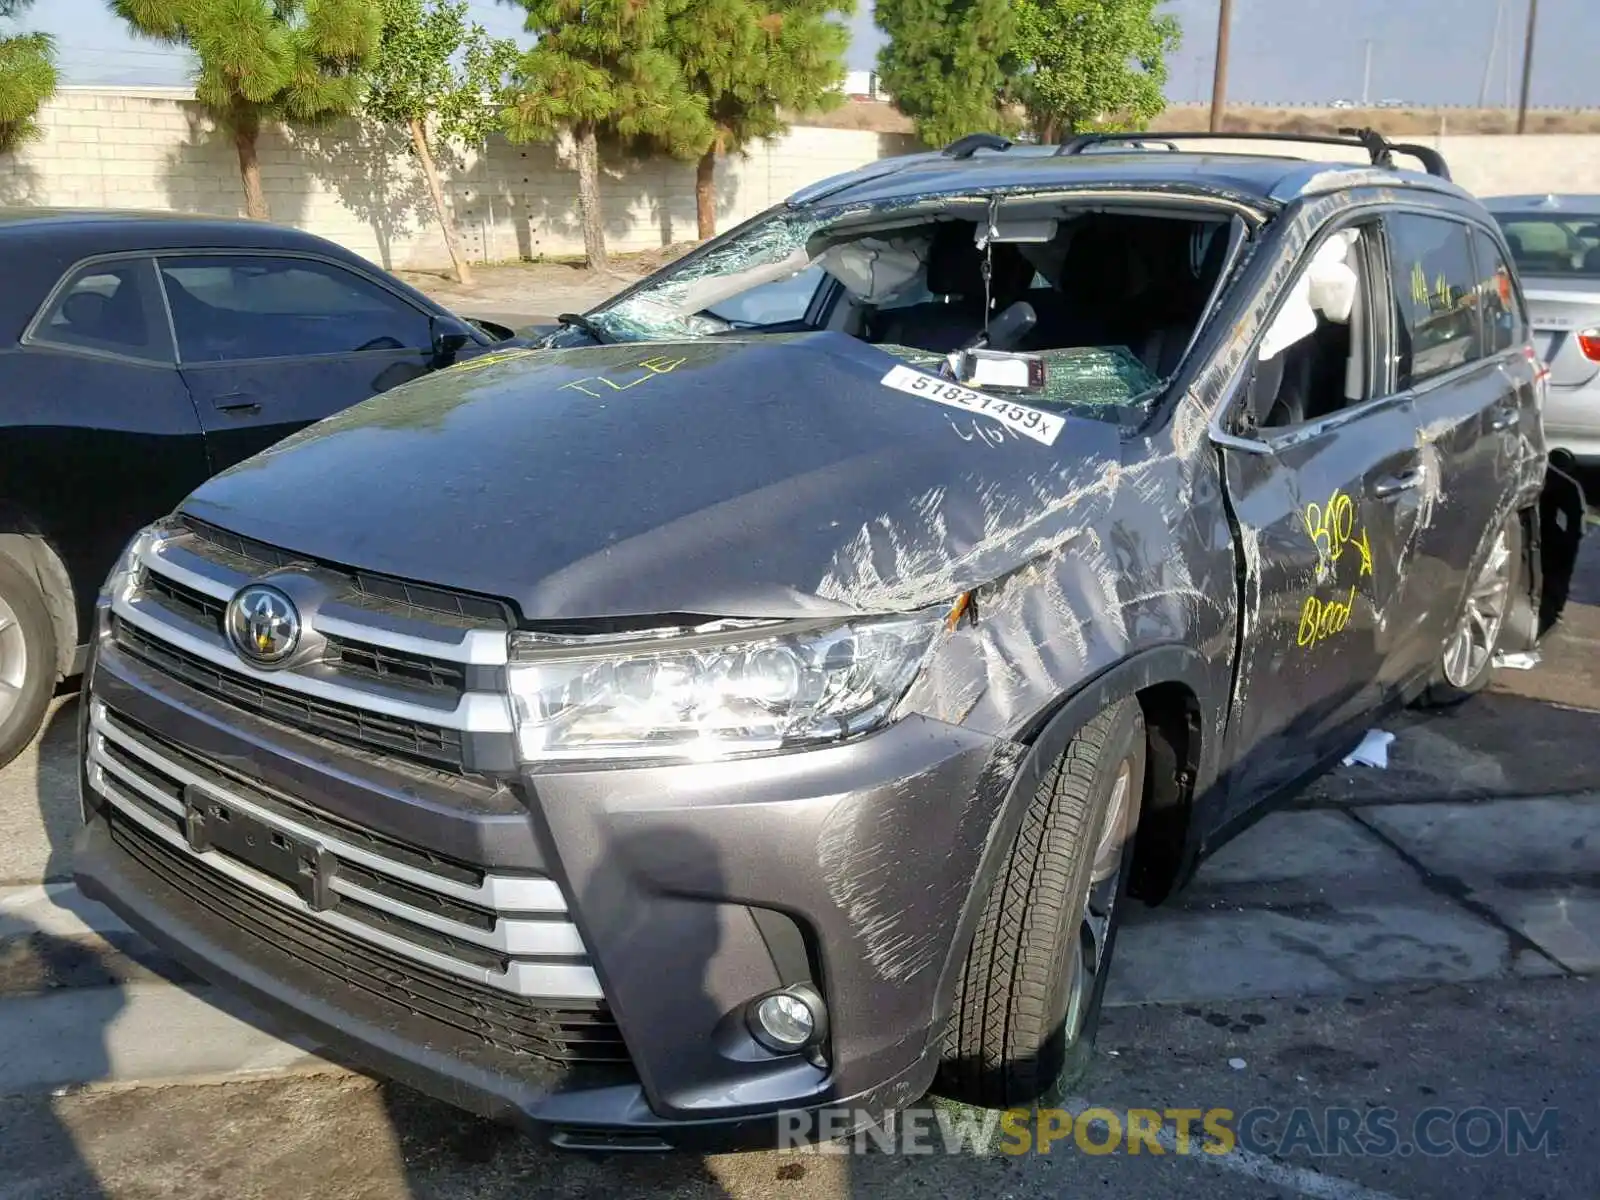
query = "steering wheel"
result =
(354, 335, 405, 352)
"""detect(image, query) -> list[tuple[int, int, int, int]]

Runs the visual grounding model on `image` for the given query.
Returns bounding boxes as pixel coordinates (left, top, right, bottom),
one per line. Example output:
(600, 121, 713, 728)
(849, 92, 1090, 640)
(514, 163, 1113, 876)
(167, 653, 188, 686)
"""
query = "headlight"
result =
(101, 525, 161, 605)
(506, 612, 944, 763)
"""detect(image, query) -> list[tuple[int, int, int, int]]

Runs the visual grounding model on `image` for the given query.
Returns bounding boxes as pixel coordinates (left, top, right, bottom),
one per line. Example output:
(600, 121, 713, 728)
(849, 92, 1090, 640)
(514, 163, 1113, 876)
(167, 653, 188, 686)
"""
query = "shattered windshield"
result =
(593, 211, 837, 343)
(572, 195, 1234, 415)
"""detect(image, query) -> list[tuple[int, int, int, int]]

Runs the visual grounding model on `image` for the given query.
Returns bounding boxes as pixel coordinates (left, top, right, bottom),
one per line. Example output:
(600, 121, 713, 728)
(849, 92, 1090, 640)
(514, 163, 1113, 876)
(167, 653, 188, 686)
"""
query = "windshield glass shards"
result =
(594, 212, 835, 343)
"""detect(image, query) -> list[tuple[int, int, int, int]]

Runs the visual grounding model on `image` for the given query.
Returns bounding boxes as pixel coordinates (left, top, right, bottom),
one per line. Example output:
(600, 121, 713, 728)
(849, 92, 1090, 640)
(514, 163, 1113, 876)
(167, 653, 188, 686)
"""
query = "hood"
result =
(182, 333, 1124, 622)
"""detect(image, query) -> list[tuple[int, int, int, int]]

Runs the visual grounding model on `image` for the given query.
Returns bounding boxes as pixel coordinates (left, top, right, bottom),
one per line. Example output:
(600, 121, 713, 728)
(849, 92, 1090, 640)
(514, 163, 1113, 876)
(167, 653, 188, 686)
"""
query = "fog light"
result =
(747, 985, 827, 1054)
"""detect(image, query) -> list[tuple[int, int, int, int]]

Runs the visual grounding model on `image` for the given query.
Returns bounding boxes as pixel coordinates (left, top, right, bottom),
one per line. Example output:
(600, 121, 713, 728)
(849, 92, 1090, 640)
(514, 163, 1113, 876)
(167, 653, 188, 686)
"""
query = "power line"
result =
(53, 43, 192, 59)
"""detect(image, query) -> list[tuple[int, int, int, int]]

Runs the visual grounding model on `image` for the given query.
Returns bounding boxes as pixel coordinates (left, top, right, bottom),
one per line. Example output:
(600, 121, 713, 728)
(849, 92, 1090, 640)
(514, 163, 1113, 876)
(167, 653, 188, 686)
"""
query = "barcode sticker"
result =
(880, 364, 1064, 446)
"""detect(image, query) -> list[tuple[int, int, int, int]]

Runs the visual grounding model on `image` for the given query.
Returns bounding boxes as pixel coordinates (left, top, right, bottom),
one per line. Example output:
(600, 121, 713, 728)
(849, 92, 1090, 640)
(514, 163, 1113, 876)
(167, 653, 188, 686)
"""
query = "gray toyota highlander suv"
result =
(74, 130, 1585, 1149)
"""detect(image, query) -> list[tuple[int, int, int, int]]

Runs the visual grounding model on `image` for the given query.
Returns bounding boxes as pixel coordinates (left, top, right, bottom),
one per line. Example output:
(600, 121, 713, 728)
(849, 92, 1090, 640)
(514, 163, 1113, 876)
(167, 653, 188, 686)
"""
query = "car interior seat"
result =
(871, 222, 988, 351)
(1133, 223, 1232, 378)
(60, 275, 147, 350)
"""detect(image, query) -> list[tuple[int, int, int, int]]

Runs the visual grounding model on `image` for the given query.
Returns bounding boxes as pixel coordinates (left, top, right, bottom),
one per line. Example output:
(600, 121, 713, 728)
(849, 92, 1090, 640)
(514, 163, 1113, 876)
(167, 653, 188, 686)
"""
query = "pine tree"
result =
(363, 0, 516, 285)
(110, 0, 379, 220)
(668, 0, 852, 240)
(0, 0, 57, 155)
(875, 0, 1016, 148)
(503, 0, 712, 272)
(1011, 0, 1181, 141)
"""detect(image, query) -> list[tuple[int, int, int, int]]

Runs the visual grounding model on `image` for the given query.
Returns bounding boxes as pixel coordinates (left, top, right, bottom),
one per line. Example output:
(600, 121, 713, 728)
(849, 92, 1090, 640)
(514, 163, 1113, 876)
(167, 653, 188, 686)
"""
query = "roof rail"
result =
(1055, 127, 1452, 181)
(941, 133, 1014, 159)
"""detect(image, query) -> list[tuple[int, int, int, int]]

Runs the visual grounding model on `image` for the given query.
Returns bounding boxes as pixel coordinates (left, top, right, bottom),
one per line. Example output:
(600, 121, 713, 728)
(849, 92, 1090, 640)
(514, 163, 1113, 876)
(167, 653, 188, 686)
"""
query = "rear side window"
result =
(1472, 228, 1522, 356)
(158, 255, 433, 362)
(29, 258, 168, 362)
(1387, 213, 1482, 388)
(1493, 214, 1600, 277)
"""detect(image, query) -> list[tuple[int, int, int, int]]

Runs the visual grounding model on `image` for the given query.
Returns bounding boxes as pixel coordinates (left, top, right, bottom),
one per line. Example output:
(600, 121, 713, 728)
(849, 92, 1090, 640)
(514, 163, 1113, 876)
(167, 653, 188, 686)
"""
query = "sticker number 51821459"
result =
(879, 364, 1065, 447)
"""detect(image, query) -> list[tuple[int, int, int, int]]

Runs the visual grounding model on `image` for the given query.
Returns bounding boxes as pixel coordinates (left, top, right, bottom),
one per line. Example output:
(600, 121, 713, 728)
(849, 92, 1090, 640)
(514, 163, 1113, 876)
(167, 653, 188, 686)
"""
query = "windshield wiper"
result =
(556, 313, 613, 344)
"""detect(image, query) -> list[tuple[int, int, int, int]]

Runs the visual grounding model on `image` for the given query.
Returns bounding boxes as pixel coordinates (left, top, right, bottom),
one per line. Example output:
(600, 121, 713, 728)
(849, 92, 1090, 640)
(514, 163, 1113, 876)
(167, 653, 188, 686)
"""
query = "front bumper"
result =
(76, 632, 1021, 1146)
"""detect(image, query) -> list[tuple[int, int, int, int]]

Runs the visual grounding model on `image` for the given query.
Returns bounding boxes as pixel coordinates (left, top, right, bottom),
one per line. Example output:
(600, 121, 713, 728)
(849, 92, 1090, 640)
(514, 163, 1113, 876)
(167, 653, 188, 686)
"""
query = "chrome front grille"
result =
(108, 522, 516, 774)
(85, 701, 600, 1001)
(112, 618, 470, 771)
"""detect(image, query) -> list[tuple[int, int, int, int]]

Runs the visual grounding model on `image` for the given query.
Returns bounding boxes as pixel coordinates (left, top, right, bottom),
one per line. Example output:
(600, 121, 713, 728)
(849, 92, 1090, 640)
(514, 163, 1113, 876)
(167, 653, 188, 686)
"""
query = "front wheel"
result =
(0, 552, 58, 771)
(1419, 515, 1521, 708)
(937, 698, 1146, 1110)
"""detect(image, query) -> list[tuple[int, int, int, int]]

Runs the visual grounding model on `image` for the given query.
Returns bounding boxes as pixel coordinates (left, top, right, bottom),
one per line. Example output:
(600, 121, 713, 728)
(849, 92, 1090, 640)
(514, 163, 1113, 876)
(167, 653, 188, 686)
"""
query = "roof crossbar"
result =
(1054, 126, 1452, 181)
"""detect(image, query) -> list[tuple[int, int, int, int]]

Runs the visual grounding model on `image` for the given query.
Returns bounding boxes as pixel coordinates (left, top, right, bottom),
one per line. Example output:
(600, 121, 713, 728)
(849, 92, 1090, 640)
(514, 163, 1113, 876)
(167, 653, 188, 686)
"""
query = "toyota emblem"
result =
(225, 584, 301, 667)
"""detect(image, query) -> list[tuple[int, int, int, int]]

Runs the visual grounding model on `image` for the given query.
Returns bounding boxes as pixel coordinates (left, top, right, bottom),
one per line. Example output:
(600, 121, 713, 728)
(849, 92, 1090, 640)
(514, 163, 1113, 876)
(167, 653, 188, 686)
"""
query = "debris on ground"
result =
(1492, 650, 1542, 670)
(1342, 729, 1395, 769)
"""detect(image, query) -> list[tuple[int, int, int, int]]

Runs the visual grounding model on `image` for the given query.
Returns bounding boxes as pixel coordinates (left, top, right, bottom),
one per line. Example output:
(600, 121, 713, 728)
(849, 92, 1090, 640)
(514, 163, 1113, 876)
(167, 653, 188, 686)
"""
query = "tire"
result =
(1417, 514, 1522, 709)
(937, 698, 1146, 1110)
(0, 550, 58, 771)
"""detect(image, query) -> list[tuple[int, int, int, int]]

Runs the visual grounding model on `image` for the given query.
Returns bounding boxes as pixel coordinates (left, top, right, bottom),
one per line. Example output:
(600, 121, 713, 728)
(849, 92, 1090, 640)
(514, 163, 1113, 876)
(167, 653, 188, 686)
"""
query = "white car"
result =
(1486, 194, 1600, 466)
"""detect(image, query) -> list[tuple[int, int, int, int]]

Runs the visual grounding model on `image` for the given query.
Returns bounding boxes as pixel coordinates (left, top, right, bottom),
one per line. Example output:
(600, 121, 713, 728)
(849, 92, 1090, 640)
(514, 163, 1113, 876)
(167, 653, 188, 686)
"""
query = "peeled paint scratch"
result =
(816, 767, 998, 984)
(815, 453, 1175, 612)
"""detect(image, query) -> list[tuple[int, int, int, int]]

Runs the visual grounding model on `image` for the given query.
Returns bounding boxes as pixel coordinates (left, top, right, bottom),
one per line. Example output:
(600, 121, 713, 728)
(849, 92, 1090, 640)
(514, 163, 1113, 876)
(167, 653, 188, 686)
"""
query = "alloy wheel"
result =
(0, 592, 26, 728)
(1441, 527, 1513, 689)
(1064, 757, 1134, 1042)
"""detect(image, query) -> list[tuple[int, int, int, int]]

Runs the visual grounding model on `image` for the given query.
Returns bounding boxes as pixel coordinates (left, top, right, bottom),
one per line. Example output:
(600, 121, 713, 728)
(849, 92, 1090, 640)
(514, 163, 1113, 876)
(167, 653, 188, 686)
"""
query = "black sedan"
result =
(0, 208, 528, 767)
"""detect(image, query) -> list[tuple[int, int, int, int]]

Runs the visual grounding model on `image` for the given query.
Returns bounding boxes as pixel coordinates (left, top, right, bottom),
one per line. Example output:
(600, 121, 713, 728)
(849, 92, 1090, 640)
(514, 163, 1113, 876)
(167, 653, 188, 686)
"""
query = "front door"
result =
(1213, 216, 1423, 824)
(157, 253, 440, 471)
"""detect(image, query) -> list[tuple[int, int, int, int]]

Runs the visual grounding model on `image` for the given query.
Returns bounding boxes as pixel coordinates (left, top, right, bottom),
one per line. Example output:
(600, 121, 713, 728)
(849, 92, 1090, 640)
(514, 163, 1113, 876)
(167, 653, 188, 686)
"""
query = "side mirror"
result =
(430, 313, 475, 363)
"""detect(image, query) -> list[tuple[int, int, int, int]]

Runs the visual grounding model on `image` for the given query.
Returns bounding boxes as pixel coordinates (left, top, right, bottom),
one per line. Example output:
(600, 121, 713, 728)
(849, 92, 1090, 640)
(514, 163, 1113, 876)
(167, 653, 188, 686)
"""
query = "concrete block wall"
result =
(2, 88, 1596, 273)
(0, 88, 915, 272)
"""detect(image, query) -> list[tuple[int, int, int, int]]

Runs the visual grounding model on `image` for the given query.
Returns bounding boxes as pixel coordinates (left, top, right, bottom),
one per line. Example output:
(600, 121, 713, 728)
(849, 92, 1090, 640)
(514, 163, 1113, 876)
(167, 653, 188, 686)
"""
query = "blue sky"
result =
(13, 0, 1599, 108)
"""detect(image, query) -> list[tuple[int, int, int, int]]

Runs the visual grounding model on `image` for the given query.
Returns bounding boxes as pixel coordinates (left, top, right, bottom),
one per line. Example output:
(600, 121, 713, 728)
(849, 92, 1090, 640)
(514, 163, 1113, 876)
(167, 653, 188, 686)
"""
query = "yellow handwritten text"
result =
(1297, 585, 1358, 648)
(1302, 489, 1374, 581)
(561, 354, 688, 397)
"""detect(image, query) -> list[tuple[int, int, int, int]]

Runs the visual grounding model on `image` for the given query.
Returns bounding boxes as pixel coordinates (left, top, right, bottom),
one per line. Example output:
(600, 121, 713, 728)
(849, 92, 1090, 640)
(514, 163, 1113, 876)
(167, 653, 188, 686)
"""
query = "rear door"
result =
(4, 255, 209, 631)
(157, 253, 440, 471)
(1375, 212, 1525, 684)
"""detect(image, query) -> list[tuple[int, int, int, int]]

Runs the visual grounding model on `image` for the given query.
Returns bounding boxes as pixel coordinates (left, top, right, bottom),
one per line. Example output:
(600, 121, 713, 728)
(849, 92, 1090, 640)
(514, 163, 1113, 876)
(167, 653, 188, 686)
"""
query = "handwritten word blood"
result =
(1297, 585, 1358, 648)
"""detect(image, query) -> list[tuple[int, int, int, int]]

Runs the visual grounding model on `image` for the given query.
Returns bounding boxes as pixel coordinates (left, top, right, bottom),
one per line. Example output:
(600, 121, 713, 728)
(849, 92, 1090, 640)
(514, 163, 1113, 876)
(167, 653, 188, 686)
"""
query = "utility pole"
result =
(1361, 39, 1373, 106)
(1516, 0, 1539, 133)
(1209, 0, 1233, 132)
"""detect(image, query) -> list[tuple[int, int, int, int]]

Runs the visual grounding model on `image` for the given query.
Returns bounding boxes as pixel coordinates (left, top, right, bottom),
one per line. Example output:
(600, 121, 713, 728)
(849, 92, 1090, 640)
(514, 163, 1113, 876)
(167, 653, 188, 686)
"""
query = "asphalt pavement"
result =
(0, 527, 1595, 1199)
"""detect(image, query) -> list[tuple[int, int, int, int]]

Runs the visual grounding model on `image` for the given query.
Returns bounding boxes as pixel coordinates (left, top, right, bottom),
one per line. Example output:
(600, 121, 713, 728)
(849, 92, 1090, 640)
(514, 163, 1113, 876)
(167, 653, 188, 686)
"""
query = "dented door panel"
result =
(1214, 399, 1418, 822)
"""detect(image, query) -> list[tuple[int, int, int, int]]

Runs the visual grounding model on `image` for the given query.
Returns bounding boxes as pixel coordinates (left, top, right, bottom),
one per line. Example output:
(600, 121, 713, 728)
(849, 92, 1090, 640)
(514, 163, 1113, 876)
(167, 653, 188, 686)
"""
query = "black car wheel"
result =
(0, 551, 57, 770)
(1419, 515, 1521, 708)
(938, 697, 1146, 1109)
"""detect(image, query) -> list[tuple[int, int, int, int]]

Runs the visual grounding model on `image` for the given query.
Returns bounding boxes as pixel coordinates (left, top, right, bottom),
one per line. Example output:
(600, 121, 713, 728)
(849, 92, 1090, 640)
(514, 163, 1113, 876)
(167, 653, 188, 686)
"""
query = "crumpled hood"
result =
(182, 333, 1124, 621)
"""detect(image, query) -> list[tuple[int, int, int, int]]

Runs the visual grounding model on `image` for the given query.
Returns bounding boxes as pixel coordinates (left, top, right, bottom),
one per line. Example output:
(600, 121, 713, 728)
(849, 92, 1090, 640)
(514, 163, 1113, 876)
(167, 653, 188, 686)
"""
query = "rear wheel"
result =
(938, 698, 1145, 1109)
(1419, 516, 1520, 708)
(0, 552, 57, 770)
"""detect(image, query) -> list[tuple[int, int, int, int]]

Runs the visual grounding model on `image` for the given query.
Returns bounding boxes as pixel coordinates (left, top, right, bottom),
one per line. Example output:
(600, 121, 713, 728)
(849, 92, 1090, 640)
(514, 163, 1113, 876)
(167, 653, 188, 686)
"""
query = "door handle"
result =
(1373, 469, 1422, 497)
(212, 391, 261, 414)
(1489, 407, 1519, 431)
